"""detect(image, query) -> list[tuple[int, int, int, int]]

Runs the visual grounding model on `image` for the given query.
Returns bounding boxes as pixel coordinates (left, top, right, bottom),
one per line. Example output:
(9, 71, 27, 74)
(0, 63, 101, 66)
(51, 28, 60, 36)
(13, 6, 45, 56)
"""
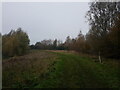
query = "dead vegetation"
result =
(2, 50, 57, 88)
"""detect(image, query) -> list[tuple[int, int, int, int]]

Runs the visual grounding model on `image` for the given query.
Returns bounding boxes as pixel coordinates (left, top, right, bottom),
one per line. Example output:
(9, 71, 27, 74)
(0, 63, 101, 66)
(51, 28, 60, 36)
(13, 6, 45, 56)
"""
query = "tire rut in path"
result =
(58, 53, 108, 88)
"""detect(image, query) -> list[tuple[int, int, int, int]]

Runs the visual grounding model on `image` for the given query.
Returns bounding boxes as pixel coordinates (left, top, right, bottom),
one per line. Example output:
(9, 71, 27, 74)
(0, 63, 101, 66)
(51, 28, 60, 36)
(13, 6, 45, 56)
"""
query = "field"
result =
(2, 50, 120, 88)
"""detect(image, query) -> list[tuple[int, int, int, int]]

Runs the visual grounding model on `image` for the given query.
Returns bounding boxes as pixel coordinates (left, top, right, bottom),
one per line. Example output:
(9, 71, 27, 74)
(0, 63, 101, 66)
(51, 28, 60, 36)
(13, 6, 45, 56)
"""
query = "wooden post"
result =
(99, 51, 102, 63)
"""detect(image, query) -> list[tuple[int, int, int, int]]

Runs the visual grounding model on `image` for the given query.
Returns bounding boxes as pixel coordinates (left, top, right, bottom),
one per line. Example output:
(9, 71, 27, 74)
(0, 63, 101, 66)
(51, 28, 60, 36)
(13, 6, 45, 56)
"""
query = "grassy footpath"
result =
(35, 51, 120, 88)
(3, 50, 120, 88)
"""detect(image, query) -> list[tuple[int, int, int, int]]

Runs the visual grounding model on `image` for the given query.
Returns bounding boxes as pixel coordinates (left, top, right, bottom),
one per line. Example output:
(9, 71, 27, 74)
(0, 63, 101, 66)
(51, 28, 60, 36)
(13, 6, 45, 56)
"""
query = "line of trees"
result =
(86, 2, 120, 59)
(62, 2, 120, 59)
(30, 2, 120, 59)
(2, 28, 30, 58)
(30, 39, 66, 50)
(63, 2, 120, 59)
(29, 31, 91, 53)
(2, 2, 120, 59)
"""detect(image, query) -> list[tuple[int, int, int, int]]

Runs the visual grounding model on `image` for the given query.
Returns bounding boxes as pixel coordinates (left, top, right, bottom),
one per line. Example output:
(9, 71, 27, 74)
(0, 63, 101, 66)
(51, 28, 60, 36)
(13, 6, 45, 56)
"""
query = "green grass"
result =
(35, 52, 120, 88)
(3, 50, 120, 88)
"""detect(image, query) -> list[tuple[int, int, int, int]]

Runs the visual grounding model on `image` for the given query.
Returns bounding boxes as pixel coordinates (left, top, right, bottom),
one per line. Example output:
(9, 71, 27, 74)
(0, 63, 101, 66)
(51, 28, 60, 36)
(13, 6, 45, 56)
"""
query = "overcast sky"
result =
(2, 2, 90, 44)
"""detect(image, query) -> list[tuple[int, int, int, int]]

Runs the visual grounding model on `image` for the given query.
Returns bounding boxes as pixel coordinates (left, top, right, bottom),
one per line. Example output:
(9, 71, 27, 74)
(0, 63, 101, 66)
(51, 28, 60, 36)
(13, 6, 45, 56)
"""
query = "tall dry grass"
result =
(3, 50, 57, 88)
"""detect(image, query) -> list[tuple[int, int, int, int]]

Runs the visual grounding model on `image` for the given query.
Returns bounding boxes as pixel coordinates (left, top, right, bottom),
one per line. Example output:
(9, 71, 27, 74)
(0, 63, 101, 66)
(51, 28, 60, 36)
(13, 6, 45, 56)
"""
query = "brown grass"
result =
(2, 50, 57, 88)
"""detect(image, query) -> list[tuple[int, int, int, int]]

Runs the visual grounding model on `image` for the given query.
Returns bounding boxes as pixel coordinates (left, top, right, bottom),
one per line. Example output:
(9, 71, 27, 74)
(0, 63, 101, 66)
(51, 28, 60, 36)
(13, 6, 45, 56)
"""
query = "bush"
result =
(2, 28, 30, 58)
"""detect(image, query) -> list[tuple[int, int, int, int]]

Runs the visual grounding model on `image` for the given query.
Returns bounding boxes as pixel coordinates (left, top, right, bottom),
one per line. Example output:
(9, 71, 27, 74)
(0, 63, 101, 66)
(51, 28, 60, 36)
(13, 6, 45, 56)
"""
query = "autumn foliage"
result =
(2, 28, 30, 58)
